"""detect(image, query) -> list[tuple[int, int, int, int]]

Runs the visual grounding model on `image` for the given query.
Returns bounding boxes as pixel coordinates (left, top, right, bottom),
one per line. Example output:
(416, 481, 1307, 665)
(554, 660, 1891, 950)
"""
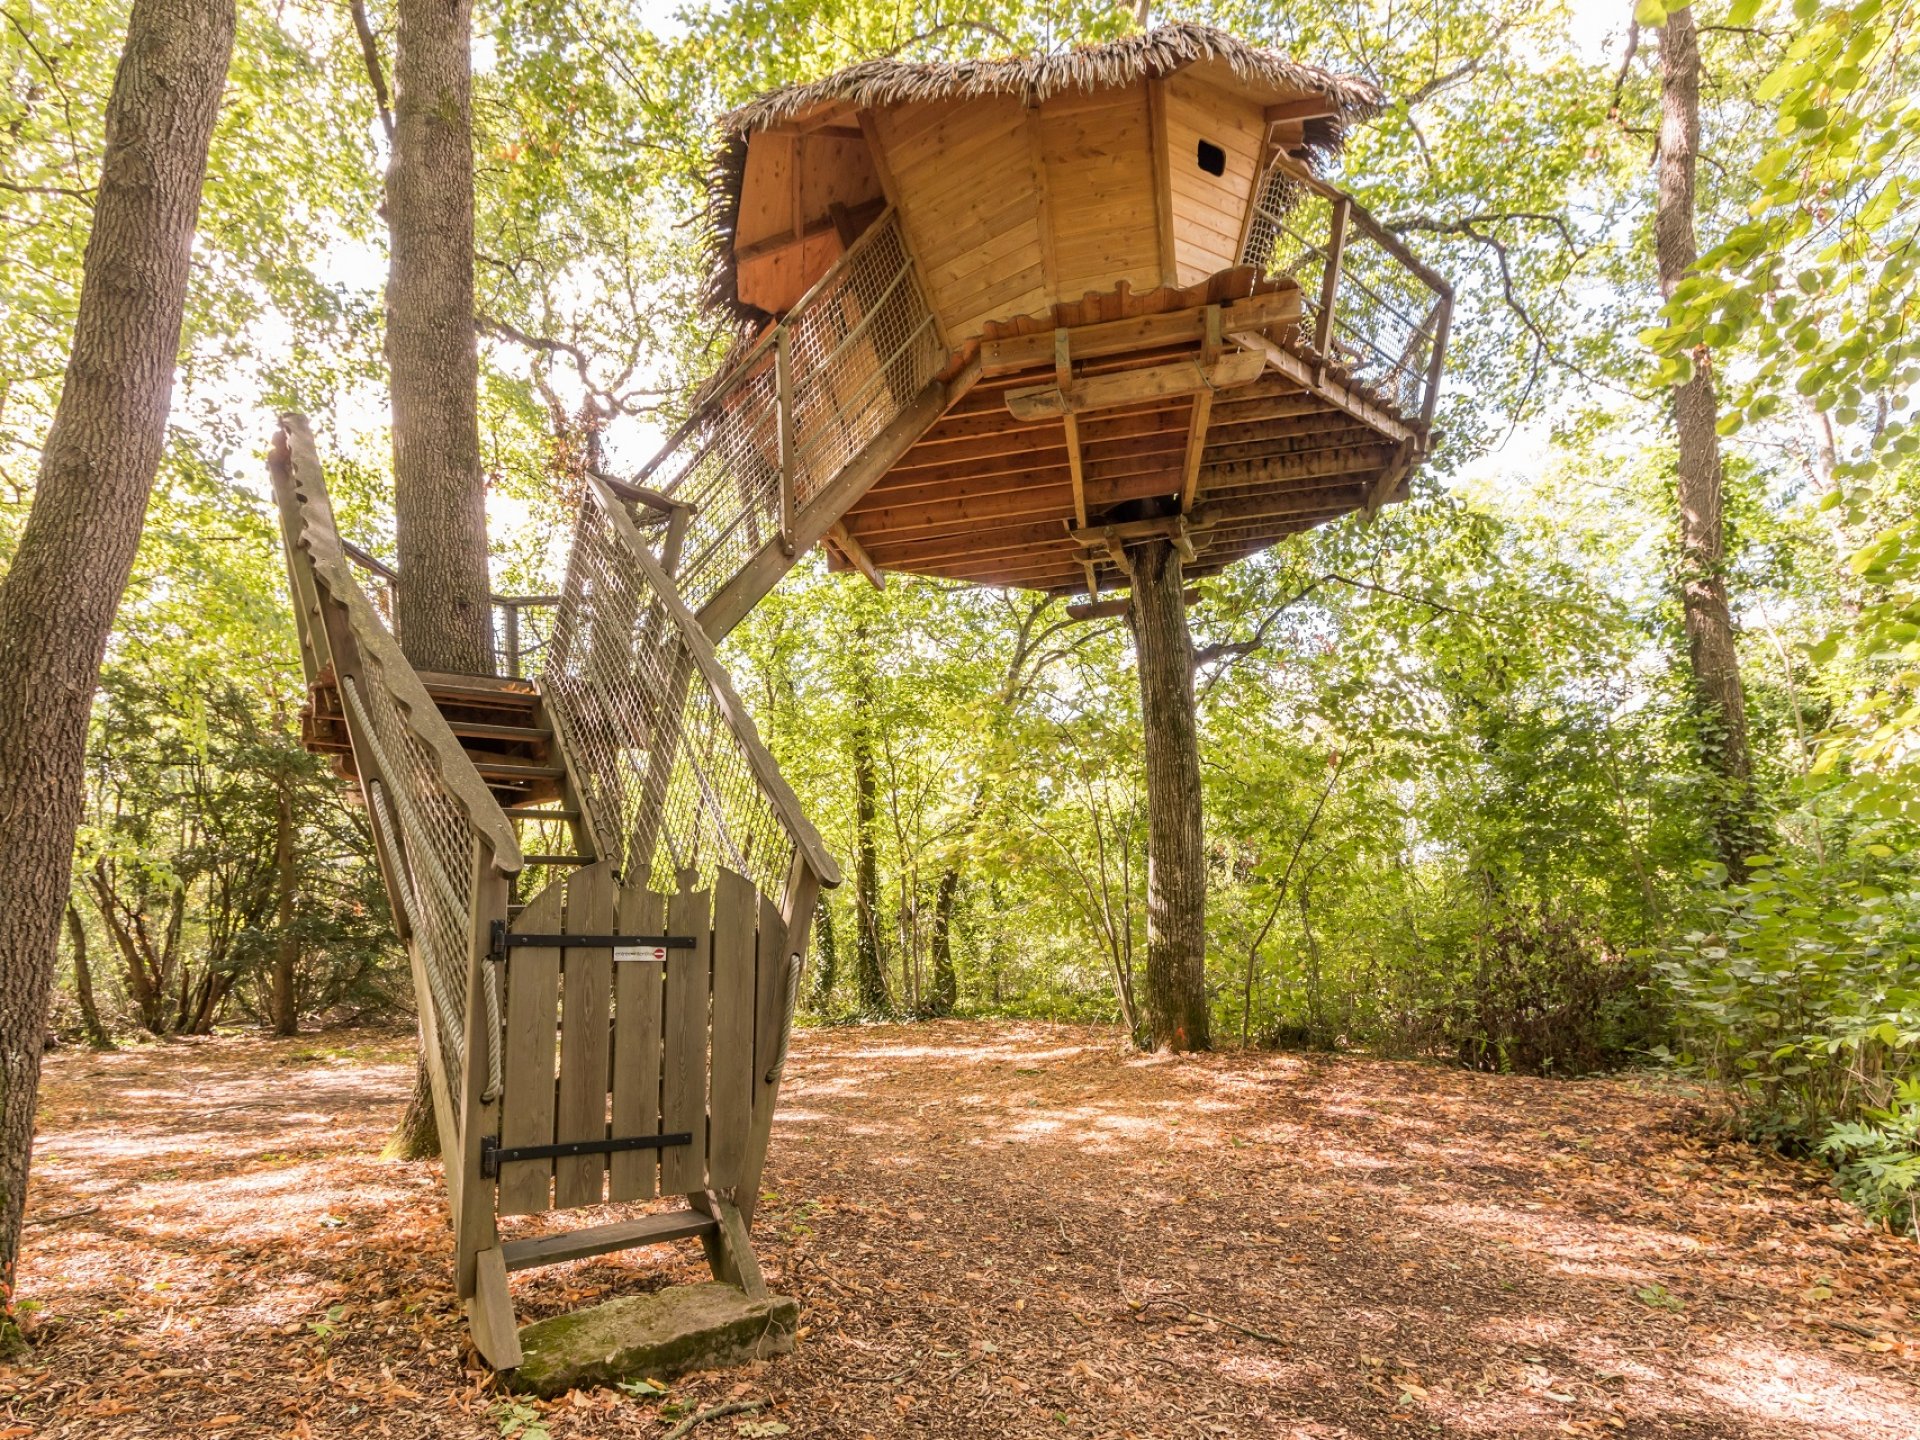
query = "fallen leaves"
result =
(12, 1024, 1920, 1438)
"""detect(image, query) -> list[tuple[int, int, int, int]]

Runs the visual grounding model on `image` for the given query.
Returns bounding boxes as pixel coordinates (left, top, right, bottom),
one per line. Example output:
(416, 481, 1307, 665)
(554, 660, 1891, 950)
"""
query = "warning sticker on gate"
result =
(613, 945, 668, 964)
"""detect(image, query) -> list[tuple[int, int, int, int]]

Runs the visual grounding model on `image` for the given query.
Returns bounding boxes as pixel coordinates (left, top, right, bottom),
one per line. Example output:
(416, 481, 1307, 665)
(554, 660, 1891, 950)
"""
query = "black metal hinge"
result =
(487, 919, 695, 962)
(480, 1131, 694, 1179)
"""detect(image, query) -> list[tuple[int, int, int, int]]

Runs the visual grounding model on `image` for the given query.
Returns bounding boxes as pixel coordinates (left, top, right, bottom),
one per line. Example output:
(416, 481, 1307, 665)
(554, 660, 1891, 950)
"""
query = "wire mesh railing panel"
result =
(1245, 176, 1334, 317)
(643, 377, 782, 616)
(1330, 230, 1442, 417)
(1242, 170, 1446, 422)
(540, 494, 798, 903)
(638, 211, 938, 616)
(786, 216, 943, 506)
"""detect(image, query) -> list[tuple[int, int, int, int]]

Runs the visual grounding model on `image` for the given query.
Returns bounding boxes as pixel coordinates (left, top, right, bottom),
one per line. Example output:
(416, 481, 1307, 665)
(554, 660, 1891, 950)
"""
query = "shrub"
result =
(1446, 904, 1655, 1075)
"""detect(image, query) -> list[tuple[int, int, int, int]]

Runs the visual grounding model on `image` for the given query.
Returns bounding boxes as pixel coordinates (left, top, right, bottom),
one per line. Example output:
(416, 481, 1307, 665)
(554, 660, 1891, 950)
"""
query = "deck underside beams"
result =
(829, 274, 1418, 595)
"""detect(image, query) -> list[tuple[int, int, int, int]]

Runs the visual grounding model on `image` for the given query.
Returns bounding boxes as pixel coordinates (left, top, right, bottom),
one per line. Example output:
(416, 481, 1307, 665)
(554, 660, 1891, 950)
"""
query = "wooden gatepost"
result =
(270, 21, 1452, 1387)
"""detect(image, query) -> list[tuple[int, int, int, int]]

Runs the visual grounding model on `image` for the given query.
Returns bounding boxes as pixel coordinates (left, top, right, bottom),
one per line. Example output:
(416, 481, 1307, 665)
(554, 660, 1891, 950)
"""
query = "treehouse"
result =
(692, 22, 1452, 602)
(272, 23, 1450, 1381)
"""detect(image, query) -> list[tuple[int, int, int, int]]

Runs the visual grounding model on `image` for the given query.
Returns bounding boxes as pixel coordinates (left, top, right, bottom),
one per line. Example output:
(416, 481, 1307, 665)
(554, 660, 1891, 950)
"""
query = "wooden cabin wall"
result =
(1159, 71, 1265, 286)
(1031, 84, 1163, 305)
(868, 95, 1051, 339)
(736, 132, 884, 314)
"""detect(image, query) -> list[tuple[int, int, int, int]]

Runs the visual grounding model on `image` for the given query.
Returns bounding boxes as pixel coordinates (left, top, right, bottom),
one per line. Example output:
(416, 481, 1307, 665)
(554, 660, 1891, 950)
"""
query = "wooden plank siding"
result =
(1161, 71, 1267, 285)
(869, 96, 1050, 339)
(1033, 85, 1162, 304)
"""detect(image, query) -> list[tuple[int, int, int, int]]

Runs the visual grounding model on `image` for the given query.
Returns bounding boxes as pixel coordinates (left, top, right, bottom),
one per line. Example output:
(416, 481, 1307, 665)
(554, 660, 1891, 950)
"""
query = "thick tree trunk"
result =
(270, 772, 299, 1036)
(0, 0, 234, 1350)
(1657, 7, 1759, 878)
(1125, 540, 1211, 1051)
(383, 1046, 441, 1161)
(387, 0, 494, 677)
(64, 903, 112, 1051)
(384, 0, 492, 1160)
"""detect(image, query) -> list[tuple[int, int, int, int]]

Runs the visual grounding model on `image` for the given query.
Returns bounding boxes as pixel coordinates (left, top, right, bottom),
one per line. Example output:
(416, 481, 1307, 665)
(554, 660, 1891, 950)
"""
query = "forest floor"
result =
(5, 1021, 1920, 1439)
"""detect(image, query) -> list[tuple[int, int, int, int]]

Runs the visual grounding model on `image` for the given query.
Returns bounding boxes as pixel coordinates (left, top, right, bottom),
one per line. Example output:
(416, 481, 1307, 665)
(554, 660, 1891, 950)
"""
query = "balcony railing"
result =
(1242, 155, 1452, 435)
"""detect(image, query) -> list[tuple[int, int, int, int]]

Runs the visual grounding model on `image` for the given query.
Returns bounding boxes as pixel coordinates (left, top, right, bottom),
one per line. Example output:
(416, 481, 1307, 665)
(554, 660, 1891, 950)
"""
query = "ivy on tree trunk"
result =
(1656, 4, 1762, 879)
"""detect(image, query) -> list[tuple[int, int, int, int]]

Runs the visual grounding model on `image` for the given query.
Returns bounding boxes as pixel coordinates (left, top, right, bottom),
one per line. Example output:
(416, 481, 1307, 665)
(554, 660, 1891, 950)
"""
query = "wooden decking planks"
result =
(660, 880, 712, 1195)
(707, 868, 758, 1192)
(552, 866, 613, 1208)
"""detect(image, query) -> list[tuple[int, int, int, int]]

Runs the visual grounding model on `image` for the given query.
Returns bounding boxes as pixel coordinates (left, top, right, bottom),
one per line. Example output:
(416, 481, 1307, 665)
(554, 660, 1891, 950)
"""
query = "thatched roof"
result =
(702, 23, 1383, 327)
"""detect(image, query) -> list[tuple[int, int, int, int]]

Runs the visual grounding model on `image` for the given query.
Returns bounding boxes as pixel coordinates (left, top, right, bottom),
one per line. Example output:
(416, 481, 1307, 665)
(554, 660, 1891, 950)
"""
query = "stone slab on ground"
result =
(510, 1282, 798, 1395)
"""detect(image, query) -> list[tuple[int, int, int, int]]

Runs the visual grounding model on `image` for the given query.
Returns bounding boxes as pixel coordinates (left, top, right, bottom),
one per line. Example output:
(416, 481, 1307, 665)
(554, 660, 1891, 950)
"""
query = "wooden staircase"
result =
(304, 666, 592, 873)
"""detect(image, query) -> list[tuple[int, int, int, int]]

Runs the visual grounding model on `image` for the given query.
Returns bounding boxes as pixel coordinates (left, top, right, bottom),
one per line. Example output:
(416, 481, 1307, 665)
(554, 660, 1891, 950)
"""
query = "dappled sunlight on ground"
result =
(5, 1021, 1919, 1437)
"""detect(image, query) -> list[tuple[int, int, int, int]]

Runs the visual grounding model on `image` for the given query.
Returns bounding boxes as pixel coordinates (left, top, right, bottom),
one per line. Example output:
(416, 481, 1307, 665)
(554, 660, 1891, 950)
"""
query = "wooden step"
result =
(450, 720, 552, 743)
(473, 761, 566, 781)
(501, 1211, 717, 1272)
(505, 805, 580, 822)
(419, 671, 541, 712)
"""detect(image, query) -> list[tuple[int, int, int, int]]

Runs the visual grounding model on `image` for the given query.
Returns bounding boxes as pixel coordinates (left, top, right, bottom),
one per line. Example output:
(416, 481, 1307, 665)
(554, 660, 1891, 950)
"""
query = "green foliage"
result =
(1820, 1078, 1920, 1233)
(1659, 849, 1920, 1128)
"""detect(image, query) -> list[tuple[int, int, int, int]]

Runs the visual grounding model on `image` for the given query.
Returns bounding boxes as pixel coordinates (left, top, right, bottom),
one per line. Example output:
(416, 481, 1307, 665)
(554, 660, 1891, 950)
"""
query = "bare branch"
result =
(348, 0, 396, 145)
(1610, 18, 1642, 118)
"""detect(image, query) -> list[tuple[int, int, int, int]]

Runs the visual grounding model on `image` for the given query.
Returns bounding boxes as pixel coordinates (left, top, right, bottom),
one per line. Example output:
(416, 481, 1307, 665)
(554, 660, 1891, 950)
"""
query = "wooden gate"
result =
(459, 859, 806, 1364)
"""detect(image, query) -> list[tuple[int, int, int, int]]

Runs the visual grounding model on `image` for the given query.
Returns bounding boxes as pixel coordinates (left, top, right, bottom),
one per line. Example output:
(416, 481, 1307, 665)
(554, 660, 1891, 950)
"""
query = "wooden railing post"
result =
(1314, 196, 1351, 374)
(1419, 293, 1454, 440)
(775, 326, 796, 555)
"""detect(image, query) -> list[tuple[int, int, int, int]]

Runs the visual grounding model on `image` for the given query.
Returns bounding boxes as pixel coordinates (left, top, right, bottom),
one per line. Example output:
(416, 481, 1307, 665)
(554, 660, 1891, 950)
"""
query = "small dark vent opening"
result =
(1196, 140, 1226, 176)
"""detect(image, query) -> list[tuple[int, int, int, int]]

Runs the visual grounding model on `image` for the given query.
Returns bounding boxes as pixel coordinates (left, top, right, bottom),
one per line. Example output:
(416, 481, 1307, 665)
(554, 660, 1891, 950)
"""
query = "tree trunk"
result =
(1125, 539, 1211, 1051)
(270, 771, 299, 1036)
(808, 901, 839, 1012)
(1657, 6, 1759, 878)
(64, 903, 112, 1051)
(928, 865, 960, 1017)
(0, 0, 234, 1352)
(387, 0, 494, 677)
(383, 1043, 441, 1161)
(851, 664, 890, 1015)
(384, 0, 492, 1159)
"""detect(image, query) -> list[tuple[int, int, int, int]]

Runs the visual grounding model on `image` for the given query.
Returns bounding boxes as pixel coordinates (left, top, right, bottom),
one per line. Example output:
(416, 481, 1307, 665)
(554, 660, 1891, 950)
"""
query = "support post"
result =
(1314, 196, 1351, 374)
(1124, 540, 1210, 1052)
(502, 602, 521, 680)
